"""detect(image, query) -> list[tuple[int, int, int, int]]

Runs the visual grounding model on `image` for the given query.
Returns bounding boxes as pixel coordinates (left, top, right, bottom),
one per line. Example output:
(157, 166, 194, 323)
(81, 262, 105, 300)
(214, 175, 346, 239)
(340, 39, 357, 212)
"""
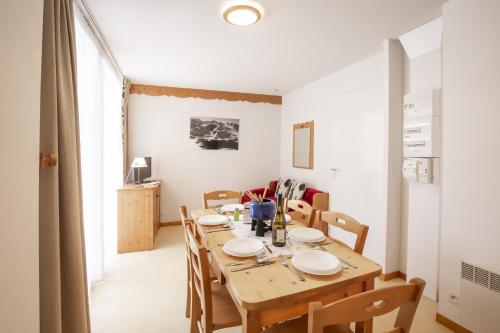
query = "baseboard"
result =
(379, 271, 407, 281)
(160, 220, 181, 227)
(436, 313, 472, 333)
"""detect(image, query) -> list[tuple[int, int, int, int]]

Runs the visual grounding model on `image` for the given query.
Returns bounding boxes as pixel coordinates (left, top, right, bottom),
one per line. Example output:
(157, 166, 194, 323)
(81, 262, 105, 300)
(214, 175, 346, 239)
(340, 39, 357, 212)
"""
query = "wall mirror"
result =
(293, 121, 314, 169)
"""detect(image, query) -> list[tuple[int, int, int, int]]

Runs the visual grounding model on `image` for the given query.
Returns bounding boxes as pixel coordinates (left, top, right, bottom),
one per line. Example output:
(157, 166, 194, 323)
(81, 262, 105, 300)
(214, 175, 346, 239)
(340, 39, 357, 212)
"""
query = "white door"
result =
(327, 88, 387, 267)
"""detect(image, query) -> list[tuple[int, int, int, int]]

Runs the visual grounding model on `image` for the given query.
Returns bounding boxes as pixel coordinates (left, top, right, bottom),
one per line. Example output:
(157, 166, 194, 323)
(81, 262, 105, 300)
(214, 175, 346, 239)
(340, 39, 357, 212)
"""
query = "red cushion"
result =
(243, 182, 324, 207)
(302, 188, 323, 205)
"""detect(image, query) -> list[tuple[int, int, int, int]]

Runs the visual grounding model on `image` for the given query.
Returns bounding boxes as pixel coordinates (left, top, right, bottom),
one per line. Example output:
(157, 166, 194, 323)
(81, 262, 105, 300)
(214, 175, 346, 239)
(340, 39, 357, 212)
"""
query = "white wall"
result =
(400, 49, 441, 273)
(400, 49, 442, 301)
(382, 40, 404, 275)
(128, 95, 281, 221)
(280, 50, 402, 273)
(0, 0, 43, 332)
(439, 0, 500, 324)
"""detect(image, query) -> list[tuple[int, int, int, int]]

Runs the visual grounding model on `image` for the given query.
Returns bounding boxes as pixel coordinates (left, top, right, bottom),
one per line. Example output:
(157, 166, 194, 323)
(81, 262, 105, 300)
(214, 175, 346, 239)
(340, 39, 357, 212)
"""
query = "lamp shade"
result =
(130, 157, 148, 168)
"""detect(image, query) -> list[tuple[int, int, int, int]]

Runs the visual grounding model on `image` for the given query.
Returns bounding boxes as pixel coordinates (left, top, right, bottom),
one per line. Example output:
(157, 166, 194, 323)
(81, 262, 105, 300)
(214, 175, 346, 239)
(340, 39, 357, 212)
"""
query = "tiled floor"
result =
(90, 227, 452, 333)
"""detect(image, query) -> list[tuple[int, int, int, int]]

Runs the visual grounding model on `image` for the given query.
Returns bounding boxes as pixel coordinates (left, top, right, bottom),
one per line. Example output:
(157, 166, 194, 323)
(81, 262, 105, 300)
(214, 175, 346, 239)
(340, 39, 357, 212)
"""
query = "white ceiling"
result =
(86, 0, 446, 94)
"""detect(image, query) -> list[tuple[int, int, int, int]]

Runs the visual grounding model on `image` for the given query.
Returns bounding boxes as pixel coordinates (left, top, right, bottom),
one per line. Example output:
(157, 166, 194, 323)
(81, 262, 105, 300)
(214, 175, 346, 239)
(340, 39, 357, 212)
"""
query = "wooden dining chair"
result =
(263, 278, 426, 333)
(286, 199, 316, 228)
(186, 226, 242, 333)
(179, 205, 194, 318)
(180, 205, 220, 318)
(319, 211, 369, 255)
(202, 190, 242, 209)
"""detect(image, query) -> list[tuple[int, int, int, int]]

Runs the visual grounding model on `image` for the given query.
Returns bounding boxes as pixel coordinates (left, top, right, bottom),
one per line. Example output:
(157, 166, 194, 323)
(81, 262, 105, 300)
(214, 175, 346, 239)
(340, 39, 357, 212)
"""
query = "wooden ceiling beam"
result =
(129, 84, 282, 105)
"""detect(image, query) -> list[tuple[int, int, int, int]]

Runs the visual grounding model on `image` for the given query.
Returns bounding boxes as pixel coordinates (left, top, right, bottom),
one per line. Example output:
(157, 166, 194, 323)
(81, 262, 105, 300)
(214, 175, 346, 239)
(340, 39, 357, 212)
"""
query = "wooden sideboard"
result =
(117, 182, 160, 253)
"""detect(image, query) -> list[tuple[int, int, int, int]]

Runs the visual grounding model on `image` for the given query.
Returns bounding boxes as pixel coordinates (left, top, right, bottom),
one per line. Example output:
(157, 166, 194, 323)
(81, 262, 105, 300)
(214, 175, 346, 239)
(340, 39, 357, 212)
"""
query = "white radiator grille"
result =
(491, 273, 500, 293)
(460, 261, 500, 332)
(461, 261, 500, 294)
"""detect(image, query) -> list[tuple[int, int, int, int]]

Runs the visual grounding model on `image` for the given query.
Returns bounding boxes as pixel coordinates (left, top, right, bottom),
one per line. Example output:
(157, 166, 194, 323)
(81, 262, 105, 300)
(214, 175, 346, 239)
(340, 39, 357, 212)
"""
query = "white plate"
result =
(221, 203, 245, 213)
(198, 214, 228, 226)
(223, 238, 264, 257)
(291, 250, 342, 275)
(288, 227, 325, 243)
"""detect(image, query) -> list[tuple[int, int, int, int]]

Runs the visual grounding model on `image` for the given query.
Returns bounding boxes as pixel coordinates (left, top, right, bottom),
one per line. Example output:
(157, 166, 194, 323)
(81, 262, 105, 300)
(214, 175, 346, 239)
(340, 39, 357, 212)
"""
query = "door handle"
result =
(39, 153, 57, 170)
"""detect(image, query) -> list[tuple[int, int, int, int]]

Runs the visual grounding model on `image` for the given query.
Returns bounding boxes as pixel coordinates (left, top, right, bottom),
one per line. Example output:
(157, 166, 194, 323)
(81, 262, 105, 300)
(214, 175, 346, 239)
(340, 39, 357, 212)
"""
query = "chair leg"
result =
(186, 260, 191, 318)
(190, 288, 201, 333)
(186, 280, 191, 318)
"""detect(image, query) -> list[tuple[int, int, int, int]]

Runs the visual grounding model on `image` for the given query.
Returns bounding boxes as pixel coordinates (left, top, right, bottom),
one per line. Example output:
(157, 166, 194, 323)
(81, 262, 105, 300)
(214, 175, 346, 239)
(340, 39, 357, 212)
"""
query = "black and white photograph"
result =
(189, 116, 240, 150)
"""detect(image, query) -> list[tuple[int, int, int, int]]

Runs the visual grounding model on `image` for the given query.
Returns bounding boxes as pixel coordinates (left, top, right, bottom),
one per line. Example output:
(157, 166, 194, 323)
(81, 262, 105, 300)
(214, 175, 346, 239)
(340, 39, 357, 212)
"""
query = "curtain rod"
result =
(74, 0, 124, 79)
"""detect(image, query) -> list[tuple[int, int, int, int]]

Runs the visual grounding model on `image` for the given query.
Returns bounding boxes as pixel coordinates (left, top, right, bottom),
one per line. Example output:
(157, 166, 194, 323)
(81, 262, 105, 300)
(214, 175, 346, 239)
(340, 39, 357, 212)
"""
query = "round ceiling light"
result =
(222, 1, 264, 26)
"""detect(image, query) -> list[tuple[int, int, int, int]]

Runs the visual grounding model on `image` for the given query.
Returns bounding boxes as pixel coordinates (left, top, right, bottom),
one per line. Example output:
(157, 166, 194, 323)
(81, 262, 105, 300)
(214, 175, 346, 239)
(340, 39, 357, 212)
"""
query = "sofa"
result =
(242, 179, 329, 211)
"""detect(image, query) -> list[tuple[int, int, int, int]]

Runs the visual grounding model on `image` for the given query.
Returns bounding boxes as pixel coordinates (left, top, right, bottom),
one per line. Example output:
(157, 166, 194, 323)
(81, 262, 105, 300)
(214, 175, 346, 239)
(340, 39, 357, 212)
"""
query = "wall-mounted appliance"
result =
(403, 89, 441, 158)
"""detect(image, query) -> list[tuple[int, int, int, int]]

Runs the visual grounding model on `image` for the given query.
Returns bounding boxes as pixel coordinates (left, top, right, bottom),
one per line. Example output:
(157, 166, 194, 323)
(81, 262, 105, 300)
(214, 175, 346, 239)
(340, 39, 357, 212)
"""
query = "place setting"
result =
(219, 226, 345, 278)
(287, 227, 357, 269)
(214, 203, 244, 216)
(222, 237, 297, 273)
(197, 214, 234, 233)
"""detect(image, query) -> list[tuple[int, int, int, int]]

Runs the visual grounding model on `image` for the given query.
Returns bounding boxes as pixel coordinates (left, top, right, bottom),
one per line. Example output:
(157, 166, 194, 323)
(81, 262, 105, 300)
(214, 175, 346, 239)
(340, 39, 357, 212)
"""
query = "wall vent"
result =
(461, 262, 474, 282)
(460, 261, 500, 332)
(491, 273, 500, 293)
(461, 261, 500, 294)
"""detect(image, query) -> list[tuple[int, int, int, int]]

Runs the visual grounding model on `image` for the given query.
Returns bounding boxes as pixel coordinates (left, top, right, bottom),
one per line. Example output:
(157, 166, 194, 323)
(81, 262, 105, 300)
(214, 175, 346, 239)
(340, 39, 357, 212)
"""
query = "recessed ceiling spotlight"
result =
(222, 0, 264, 26)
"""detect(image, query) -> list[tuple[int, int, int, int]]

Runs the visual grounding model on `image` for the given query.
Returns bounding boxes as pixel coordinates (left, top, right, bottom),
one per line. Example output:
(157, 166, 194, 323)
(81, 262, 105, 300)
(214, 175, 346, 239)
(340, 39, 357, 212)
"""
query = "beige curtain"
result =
(39, 0, 91, 332)
(122, 77, 131, 182)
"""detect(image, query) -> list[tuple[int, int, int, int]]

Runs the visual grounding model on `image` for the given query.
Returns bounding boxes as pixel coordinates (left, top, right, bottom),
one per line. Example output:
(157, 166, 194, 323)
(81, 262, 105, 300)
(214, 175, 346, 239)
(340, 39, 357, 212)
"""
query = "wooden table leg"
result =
(355, 278, 375, 333)
(242, 310, 261, 333)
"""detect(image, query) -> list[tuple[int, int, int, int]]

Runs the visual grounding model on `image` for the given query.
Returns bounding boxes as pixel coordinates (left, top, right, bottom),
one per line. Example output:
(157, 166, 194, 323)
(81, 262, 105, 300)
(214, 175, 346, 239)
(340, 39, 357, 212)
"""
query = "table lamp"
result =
(125, 157, 148, 184)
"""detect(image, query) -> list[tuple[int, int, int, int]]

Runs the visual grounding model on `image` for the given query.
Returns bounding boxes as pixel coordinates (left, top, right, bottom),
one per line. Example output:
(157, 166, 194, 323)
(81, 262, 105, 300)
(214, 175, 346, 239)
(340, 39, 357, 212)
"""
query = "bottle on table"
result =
(233, 207, 240, 222)
(272, 194, 286, 247)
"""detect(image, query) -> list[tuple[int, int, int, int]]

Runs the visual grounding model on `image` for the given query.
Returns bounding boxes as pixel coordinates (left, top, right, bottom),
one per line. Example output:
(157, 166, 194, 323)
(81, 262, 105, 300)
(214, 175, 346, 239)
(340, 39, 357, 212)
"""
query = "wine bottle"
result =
(272, 194, 286, 247)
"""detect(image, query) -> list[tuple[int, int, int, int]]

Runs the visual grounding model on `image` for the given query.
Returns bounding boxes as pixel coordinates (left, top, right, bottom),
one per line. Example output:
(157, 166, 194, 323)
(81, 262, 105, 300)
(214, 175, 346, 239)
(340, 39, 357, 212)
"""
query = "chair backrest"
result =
(186, 226, 213, 333)
(180, 204, 205, 246)
(286, 199, 316, 228)
(179, 205, 189, 222)
(202, 190, 242, 209)
(179, 205, 193, 269)
(319, 211, 369, 255)
(308, 278, 426, 333)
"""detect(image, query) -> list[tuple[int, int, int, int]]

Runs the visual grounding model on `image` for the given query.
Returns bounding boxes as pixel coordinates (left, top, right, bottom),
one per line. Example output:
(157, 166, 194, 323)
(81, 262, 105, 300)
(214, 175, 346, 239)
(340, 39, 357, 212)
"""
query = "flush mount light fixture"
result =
(222, 0, 264, 26)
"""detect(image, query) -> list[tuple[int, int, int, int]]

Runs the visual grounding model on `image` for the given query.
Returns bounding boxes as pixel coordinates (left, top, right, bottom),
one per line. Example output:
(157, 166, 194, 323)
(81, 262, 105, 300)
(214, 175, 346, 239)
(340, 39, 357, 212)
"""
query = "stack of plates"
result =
(221, 203, 244, 213)
(198, 214, 228, 226)
(288, 227, 325, 243)
(222, 238, 264, 257)
(291, 250, 342, 275)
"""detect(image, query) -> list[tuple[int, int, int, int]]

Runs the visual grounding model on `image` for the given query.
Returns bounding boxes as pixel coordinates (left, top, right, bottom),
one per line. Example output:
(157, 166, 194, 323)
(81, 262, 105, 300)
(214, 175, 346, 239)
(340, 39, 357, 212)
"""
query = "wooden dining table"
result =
(191, 208, 382, 333)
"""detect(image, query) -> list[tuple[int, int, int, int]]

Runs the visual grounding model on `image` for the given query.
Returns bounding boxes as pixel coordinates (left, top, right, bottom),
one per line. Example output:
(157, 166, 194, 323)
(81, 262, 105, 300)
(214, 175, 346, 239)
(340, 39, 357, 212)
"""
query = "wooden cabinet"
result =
(117, 182, 161, 253)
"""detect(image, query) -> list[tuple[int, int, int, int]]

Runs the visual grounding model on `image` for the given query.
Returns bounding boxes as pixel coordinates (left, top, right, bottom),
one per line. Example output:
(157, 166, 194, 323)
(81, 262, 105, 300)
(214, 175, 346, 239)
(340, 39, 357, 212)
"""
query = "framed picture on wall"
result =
(189, 117, 240, 150)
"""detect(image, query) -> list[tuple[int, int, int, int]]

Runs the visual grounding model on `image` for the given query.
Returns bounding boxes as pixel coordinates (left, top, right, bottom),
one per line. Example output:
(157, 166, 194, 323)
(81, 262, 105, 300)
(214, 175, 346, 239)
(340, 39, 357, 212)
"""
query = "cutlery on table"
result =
(227, 254, 270, 267)
(205, 228, 234, 234)
(336, 257, 358, 269)
(214, 205, 225, 215)
(203, 224, 231, 229)
(230, 261, 275, 272)
(303, 243, 350, 270)
(263, 240, 273, 254)
(226, 253, 292, 267)
(279, 258, 306, 281)
(319, 247, 349, 269)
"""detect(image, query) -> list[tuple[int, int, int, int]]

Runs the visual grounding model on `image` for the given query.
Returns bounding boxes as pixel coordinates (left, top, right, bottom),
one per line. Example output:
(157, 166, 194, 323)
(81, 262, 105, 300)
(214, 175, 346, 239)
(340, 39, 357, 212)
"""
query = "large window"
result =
(75, 15, 123, 292)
